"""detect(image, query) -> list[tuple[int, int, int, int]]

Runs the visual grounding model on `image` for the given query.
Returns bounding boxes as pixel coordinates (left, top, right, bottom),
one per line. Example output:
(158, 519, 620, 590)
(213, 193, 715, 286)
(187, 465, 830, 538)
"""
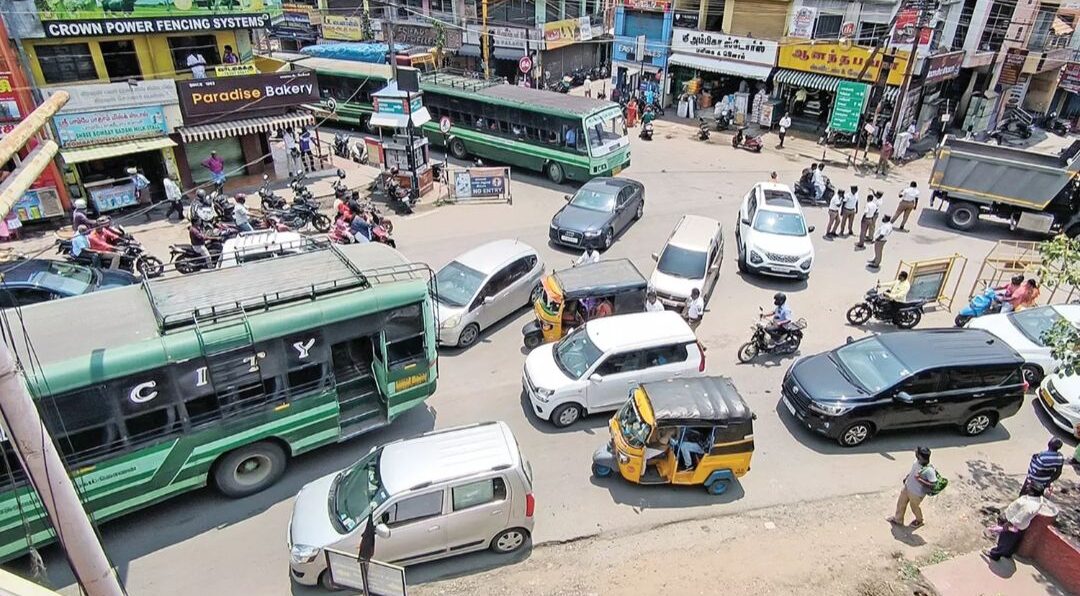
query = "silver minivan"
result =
(288, 422, 535, 589)
(436, 240, 544, 348)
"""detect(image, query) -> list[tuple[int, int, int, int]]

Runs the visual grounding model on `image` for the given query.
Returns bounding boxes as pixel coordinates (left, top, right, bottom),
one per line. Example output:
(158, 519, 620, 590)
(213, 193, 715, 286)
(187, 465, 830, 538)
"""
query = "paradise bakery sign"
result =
(177, 70, 319, 120)
(34, 0, 282, 38)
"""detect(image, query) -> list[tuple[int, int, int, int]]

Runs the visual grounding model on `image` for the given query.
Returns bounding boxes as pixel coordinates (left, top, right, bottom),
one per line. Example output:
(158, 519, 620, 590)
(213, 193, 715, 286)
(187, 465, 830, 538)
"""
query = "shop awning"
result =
(772, 68, 901, 102)
(669, 53, 773, 80)
(369, 107, 432, 129)
(59, 137, 177, 165)
(178, 112, 315, 144)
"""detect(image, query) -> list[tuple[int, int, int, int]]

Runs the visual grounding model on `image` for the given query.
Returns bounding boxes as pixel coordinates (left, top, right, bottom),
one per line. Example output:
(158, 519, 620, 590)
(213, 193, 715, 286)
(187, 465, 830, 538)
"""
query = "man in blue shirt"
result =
(764, 292, 792, 343)
(1023, 438, 1066, 494)
(564, 127, 577, 148)
(70, 225, 90, 257)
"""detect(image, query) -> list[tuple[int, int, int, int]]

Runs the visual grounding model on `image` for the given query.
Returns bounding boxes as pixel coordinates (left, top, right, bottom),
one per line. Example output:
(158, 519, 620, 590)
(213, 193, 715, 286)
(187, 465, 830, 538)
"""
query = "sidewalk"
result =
(922, 551, 1072, 596)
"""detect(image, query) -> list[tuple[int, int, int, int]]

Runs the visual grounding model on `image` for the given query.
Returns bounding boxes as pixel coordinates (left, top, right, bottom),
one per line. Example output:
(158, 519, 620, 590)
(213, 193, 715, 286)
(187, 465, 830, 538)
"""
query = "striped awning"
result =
(772, 68, 900, 102)
(178, 112, 315, 143)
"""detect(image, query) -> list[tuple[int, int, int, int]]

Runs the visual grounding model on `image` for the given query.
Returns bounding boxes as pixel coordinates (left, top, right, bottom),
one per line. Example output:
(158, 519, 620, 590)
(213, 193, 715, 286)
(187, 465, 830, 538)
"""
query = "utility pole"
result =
(0, 94, 125, 596)
(482, 0, 490, 78)
(386, 0, 397, 79)
(888, 0, 935, 138)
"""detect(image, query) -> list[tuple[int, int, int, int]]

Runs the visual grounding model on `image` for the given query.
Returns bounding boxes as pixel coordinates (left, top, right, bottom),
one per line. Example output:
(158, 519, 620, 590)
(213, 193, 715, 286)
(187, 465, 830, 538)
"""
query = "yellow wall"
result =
(24, 31, 241, 87)
(728, 0, 789, 39)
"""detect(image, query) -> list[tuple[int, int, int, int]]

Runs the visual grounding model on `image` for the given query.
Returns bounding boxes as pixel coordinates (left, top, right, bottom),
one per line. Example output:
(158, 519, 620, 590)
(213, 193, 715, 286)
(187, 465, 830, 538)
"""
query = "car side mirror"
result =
(484, 296, 494, 304)
(741, 217, 750, 225)
(807, 225, 816, 233)
(375, 523, 391, 539)
(564, 194, 572, 201)
(894, 391, 914, 404)
(845, 336, 854, 344)
(651, 252, 659, 262)
(589, 373, 604, 383)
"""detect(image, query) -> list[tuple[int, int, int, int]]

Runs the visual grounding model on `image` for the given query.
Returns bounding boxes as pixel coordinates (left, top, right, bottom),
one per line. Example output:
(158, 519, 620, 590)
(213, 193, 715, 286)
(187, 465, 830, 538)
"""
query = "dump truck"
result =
(928, 136, 1080, 236)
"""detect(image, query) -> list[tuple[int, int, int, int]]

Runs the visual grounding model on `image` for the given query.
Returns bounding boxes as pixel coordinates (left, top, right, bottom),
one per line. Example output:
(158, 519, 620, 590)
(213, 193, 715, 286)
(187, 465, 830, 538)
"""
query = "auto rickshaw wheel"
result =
(706, 479, 730, 495)
(592, 463, 613, 478)
(523, 332, 543, 350)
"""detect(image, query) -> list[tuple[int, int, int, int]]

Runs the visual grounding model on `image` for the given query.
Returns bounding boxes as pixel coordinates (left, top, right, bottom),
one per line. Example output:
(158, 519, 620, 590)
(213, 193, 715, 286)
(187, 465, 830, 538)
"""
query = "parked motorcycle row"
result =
(544, 65, 609, 94)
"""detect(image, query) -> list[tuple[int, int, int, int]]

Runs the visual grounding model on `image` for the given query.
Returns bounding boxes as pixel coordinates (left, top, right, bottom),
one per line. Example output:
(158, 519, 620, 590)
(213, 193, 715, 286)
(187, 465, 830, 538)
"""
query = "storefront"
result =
(913, 50, 964, 138)
(611, 0, 672, 104)
(0, 69, 68, 222)
(772, 42, 908, 133)
(45, 81, 182, 215)
(668, 30, 778, 123)
(1053, 62, 1080, 122)
(542, 17, 602, 82)
(173, 70, 319, 189)
(458, 25, 537, 81)
(272, 2, 320, 51)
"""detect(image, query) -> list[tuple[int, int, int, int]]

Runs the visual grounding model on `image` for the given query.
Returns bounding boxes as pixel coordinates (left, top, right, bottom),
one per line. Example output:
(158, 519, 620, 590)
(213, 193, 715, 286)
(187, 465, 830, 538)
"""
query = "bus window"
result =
(287, 363, 327, 394)
(384, 303, 426, 369)
(585, 109, 626, 157)
(41, 387, 123, 465)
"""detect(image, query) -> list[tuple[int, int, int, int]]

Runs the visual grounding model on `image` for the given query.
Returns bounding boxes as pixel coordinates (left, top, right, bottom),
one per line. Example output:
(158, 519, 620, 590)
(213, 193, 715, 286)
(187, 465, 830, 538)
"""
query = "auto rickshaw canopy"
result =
(550, 259, 648, 300)
(641, 377, 754, 427)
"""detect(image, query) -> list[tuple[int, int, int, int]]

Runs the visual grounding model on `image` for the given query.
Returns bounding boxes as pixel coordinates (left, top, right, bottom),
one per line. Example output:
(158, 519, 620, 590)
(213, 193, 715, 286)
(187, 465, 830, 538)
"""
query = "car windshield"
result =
(554, 326, 604, 379)
(23, 262, 94, 295)
(657, 245, 708, 279)
(617, 397, 651, 448)
(586, 109, 627, 157)
(569, 187, 617, 212)
(435, 261, 486, 308)
(1009, 307, 1066, 347)
(331, 450, 389, 533)
(753, 210, 807, 236)
(833, 337, 912, 393)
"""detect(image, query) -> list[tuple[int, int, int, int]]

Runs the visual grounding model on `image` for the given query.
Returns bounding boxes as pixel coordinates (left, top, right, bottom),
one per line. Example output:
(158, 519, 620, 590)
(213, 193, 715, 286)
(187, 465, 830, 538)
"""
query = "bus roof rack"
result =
(421, 69, 507, 92)
(145, 243, 431, 332)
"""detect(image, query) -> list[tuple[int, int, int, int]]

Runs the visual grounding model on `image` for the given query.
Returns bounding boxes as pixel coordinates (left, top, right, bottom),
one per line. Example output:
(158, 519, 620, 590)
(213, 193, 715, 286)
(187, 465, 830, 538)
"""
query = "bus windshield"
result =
(585, 109, 627, 158)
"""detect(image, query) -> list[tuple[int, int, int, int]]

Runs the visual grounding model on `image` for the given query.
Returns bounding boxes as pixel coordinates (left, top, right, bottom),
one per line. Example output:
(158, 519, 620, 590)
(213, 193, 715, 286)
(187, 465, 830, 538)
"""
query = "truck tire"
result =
(946, 201, 979, 231)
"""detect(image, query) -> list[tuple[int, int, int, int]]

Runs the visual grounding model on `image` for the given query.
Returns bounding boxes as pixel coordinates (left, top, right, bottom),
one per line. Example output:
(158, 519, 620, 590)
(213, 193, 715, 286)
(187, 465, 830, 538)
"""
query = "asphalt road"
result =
(29, 121, 1074, 595)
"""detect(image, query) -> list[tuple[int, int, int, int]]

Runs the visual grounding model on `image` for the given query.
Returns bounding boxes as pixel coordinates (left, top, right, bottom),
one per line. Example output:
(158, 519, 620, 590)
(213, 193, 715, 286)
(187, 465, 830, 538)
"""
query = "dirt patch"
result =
(1050, 477, 1080, 545)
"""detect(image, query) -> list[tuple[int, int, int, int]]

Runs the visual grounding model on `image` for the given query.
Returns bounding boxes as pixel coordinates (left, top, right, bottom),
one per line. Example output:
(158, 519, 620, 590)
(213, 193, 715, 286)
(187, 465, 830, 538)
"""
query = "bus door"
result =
(377, 303, 433, 419)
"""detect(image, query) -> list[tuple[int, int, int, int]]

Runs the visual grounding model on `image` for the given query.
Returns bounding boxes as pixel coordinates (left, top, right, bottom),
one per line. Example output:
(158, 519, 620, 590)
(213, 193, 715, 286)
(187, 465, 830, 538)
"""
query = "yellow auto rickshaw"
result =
(591, 377, 755, 495)
(521, 259, 648, 350)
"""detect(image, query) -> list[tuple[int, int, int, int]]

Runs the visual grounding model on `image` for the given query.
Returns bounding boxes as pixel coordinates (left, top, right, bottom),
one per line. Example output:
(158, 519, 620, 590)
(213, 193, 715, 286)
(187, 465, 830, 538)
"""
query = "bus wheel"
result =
(213, 441, 287, 498)
(546, 162, 565, 184)
(449, 138, 468, 160)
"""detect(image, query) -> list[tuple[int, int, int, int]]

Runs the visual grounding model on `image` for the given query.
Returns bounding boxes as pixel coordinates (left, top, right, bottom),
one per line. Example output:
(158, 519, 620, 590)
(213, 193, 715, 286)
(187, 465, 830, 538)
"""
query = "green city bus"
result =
(289, 57, 631, 184)
(0, 243, 438, 561)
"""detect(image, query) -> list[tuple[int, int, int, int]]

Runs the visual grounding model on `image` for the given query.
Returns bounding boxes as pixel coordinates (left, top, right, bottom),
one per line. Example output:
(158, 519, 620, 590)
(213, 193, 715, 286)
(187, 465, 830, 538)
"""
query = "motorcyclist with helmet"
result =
(87, 216, 123, 269)
(190, 190, 215, 226)
(72, 198, 94, 230)
(763, 292, 793, 344)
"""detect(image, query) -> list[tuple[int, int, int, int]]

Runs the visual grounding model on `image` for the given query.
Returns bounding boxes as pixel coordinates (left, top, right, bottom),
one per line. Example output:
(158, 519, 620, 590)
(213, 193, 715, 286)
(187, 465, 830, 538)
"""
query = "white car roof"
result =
(451, 239, 538, 274)
(751, 182, 803, 214)
(668, 215, 721, 250)
(221, 230, 304, 253)
(585, 310, 695, 352)
(379, 421, 519, 495)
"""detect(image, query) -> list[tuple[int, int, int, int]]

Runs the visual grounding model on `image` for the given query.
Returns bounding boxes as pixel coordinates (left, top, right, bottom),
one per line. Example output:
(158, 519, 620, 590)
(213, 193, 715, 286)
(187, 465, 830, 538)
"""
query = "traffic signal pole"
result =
(0, 92, 126, 596)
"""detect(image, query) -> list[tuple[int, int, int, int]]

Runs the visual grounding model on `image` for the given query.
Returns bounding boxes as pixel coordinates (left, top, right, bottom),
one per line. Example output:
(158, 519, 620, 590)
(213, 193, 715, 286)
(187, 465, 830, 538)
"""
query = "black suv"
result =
(781, 329, 1026, 447)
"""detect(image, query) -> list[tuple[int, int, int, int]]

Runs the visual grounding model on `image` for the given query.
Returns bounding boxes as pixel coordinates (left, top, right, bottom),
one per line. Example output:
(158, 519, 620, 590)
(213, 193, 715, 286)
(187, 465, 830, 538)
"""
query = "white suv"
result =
(522, 311, 705, 427)
(735, 182, 815, 279)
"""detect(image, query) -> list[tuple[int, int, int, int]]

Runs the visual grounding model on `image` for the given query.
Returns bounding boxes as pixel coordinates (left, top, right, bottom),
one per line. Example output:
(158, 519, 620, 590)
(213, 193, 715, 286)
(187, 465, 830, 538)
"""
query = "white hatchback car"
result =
(523, 310, 705, 427)
(1037, 372, 1080, 433)
(435, 240, 544, 348)
(967, 304, 1080, 385)
(735, 182, 815, 279)
(650, 215, 723, 308)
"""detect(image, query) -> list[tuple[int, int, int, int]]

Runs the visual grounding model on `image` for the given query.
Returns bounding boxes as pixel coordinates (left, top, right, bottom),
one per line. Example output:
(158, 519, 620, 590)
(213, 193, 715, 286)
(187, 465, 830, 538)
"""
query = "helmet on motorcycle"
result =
(196, 189, 207, 199)
(73, 199, 87, 210)
(773, 292, 787, 306)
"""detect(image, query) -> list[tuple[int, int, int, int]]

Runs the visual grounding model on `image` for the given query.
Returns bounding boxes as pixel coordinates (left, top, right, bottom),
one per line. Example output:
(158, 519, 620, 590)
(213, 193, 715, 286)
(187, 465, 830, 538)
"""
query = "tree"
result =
(1038, 234, 1080, 375)
(432, 21, 447, 69)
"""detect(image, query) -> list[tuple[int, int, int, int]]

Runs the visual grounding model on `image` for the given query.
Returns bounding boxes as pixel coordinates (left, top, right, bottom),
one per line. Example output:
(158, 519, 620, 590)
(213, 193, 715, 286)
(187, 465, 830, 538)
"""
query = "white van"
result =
(288, 422, 535, 589)
(650, 215, 723, 308)
(218, 230, 306, 268)
(523, 310, 705, 427)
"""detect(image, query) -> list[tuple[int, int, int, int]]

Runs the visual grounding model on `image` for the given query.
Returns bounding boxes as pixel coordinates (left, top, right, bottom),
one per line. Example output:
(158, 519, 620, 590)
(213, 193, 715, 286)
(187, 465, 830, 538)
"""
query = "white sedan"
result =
(1037, 373, 1080, 433)
(967, 304, 1080, 385)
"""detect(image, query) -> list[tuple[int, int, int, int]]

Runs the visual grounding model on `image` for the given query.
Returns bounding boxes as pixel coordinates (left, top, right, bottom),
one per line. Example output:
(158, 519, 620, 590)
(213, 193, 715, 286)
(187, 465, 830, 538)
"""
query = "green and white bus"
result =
(0, 243, 437, 561)
(287, 56, 631, 184)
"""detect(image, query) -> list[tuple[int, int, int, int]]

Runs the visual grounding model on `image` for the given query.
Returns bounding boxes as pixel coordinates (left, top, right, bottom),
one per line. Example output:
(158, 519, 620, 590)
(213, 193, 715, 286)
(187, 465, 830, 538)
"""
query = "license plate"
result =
(395, 371, 429, 392)
(782, 395, 796, 416)
(1041, 389, 1055, 409)
(561, 234, 578, 243)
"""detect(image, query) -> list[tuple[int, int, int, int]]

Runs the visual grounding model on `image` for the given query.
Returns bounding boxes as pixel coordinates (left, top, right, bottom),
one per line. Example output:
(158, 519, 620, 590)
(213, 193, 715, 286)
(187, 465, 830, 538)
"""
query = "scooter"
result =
(714, 110, 732, 131)
(351, 138, 369, 164)
(639, 121, 654, 141)
(954, 287, 1006, 327)
(845, 285, 926, 329)
(732, 127, 764, 152)
(1043, 111, 1070, 136)
(793, 172, 834, 205)
(697, 118, 711, 141)
(333, 132, 351, 158)
(368, 171, 416, 214)
(737, 308, 807, 363)
(258, 174, 287, 210)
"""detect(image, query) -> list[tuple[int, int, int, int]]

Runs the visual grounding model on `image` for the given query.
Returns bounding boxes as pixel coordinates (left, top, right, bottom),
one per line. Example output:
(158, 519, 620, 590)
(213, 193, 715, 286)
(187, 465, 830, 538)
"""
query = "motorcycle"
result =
(732, 127, 763, 152)
(333, 132, 351, 158)
(258, 174, 287, 211)
(368, 171, 416, 214)
(737, 309, 807, 363)
(58, 227, 164, 279)
(168, 236, 224, 274)
(639, 121, 654, 141)
(998, 117, 1033, 140)
(290, 173, 314, 203)
(211, 192, 235, 224)
(793, 172, 834, 205)
(351, 138, 369, 164)
(1043, 111, 1070, 136)
(954, 287, 1006, 327)
(697, 118, 711, 141)
(268, 196, 331, 233)
(845, 286, 926, 329)
(714, 110, 732, 131)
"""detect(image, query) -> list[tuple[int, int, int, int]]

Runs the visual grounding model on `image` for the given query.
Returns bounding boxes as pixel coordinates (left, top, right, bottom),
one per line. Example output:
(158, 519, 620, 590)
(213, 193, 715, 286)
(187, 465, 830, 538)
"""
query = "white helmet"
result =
(73, 199, 87, 210)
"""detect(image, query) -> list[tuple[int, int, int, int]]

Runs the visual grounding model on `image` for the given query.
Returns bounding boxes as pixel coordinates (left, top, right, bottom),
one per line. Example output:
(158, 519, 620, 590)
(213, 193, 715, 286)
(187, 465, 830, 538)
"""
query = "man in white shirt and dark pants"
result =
(893, 181, 920, 231)
(825, 189, 844, 238)
(683, 288, 705, 330)
(985, 482, 1048, 560)
(856, 191, 881, 249)
(841, 185, 859, 236)
(868, 214, 894, 268)
(186, 51, 207, 79)
(778, 113, 792, 148)
(644, 289, 665, 312)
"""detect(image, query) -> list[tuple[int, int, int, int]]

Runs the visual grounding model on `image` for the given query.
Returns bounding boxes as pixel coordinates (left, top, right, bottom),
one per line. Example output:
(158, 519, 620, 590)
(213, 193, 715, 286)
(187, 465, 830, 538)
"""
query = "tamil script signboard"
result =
(450, 167, 512, 203)
(35, 0, 280, 38)
(54, 105, 167, 148)
(829, 81, 868, 134)
(671, 29, 777, 66)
